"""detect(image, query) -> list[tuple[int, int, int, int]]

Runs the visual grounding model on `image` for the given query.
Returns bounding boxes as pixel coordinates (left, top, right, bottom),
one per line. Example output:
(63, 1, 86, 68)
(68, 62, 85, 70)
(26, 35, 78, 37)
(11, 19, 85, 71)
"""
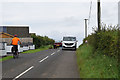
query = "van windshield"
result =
(63, 37, 76, 41)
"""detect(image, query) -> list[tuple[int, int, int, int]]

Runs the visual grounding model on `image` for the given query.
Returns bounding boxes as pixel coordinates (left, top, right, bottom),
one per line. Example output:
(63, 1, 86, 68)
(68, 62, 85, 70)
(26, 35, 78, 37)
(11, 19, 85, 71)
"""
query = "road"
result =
(2, 49, 79, 79)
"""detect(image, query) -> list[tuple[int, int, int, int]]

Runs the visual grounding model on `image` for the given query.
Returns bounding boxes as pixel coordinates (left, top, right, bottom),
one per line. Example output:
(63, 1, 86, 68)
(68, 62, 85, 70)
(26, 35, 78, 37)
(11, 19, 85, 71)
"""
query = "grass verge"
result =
(22, 45, 53, 54)
(0, 45, 53, 62)
(77, 44, 118, 78)
(0, 56, 13, 62)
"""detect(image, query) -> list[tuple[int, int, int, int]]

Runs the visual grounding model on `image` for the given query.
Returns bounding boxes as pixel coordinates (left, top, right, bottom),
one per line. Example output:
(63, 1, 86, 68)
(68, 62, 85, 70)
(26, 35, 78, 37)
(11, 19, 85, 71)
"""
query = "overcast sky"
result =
(0, 0, 119, 46)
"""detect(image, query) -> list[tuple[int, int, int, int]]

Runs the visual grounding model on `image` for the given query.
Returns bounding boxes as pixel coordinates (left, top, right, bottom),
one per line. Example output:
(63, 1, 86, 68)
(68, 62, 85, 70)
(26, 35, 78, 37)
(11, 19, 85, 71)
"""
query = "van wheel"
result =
(74, 47, 76, 51)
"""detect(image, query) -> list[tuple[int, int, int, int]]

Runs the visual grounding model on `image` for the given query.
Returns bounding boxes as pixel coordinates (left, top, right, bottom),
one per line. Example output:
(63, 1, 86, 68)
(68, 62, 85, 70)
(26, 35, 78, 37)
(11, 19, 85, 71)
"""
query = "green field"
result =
(77, 44, 119, 78)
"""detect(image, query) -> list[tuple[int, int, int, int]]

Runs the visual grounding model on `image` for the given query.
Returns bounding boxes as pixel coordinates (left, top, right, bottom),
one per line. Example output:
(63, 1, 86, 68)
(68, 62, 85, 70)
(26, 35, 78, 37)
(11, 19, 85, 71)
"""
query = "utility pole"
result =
(97, 0, 101, 31)
(84, 19, 88, 38)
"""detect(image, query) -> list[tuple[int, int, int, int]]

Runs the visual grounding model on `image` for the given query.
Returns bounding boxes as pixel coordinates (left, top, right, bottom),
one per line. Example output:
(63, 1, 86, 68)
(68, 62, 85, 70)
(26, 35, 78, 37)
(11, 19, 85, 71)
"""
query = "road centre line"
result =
(13, 66, 34, 80)
(57, 50, 60, 52)
(39, 56, 49, 63)
(13, 50, 59, 80)
(51, 52, 55, 55)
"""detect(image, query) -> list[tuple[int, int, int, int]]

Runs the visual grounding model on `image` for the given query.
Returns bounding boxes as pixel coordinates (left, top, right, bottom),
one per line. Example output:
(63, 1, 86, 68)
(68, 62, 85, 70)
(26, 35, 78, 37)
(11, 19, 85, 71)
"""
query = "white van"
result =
(62, 36, 77, 50)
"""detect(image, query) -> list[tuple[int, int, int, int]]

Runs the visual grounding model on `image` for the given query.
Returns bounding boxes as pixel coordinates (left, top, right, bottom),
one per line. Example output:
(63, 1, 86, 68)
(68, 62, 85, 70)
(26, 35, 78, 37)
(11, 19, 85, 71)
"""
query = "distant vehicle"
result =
(62, 36, 77, 50)
(53, 41, 62, 49)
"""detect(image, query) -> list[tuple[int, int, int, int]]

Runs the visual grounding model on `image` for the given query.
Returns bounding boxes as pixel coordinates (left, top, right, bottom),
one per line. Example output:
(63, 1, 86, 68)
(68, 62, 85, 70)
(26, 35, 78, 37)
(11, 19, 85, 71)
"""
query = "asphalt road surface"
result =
(2, 49, 79, 79)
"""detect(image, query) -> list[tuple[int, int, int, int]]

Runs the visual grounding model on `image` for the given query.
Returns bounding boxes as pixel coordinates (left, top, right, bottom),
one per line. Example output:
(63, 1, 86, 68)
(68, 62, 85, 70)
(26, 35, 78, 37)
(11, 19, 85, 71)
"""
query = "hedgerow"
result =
(31, 34, 55, 49)
(84, 25, 119, 58)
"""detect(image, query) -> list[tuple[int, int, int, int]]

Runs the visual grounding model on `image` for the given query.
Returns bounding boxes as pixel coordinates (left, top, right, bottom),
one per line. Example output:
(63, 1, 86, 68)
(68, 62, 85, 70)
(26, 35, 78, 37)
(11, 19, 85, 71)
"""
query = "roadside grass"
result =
(0, 56, 13, 62)
(22, 45, 53, 54)
(77, 44, 118, 78)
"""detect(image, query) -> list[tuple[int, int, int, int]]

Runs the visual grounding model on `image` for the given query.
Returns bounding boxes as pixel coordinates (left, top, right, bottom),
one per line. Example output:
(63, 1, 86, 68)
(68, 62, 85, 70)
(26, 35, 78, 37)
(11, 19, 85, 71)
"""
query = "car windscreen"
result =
(63, 37, 76, 41)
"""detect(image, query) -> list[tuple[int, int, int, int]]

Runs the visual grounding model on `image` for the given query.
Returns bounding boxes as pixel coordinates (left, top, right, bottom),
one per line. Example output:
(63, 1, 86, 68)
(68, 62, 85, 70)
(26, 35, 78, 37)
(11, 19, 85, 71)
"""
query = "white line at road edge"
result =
(13, 66, 34, 80)
(39, 56, 49, 63)
(51, 52, 55, 55)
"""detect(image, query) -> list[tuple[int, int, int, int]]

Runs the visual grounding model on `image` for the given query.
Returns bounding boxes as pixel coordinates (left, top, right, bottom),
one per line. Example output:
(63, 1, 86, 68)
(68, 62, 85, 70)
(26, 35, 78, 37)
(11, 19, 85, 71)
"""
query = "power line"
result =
(88, 1, 92, 26)
(84, 1, 92, 38)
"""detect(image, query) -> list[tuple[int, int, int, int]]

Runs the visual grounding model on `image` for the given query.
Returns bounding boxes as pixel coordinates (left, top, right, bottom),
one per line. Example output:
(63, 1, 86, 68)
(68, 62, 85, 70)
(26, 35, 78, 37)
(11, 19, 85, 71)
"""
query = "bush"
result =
(83, 25, 119, 58)
(97, 30, 118, 57)
(80, 24, 119, 78)
(31, 34, 55, 49)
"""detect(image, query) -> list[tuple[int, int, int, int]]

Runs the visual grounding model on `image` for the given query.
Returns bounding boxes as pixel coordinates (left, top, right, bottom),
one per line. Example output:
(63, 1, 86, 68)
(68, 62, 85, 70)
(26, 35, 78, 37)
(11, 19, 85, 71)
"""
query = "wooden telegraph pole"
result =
(97, 0, 101, 31)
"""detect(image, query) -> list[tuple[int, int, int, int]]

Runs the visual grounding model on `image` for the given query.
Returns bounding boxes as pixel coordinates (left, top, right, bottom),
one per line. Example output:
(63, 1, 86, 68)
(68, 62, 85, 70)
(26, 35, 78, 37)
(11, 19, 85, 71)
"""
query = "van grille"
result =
(65, 43, 74, 45)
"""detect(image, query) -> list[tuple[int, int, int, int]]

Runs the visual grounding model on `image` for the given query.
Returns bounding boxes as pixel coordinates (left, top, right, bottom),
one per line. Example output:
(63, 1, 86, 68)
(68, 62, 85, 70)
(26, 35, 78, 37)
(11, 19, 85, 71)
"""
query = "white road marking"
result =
(13, 66, 34, 80)
(51, 52, 55, 55)
(57, 50, 60, 52)
(39, 56, 49, 63)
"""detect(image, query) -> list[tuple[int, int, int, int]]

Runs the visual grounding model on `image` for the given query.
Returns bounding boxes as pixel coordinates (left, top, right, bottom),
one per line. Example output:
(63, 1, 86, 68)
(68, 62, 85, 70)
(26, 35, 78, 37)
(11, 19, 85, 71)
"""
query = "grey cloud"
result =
(2, 2, 118, 46)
